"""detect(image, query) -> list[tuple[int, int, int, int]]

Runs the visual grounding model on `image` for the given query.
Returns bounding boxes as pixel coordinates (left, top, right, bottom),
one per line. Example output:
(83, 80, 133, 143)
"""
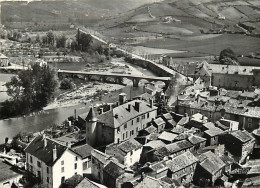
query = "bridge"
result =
(78, 28, 186, 79)
(58, 70, 171, 87)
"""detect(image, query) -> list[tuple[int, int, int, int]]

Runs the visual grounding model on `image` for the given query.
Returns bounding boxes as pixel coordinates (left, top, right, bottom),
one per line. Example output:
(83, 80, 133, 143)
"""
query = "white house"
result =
(25, 135, 84, 188)
(105, 138, 143, 167)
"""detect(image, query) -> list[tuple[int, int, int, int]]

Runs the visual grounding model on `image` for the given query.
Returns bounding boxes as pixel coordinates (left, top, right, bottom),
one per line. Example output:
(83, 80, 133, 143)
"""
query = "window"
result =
(61, 167, 64, 173)
(30, 165, 33, 172)
(126, 131, 128, 138)
(147, 113, 149, 118)
(142, 115, 145, 119)
(47, 167, 49, 174)
(75, 156, 78, 161)
(132, 130, 134, 135)
(124, 124, 127, 129)
(136, 127, 138, 133)
(123, 133, 125, 140)
(47, 177, 49, 184)
(117, 127, 120, 133)
(130, 151, 133, 155)
(248, 123, 252, 128)
(137, 117, 140, 123)
(248, 118, 252, 122)
(61, 177, 65, 184)
(132, 120, 134, 125)
(30, 156, 32, 163)
(75, 163, 77, 169)
(37, 171, 41, 179)
(61, 161, 64, 165)
(37, 161, 41, 168)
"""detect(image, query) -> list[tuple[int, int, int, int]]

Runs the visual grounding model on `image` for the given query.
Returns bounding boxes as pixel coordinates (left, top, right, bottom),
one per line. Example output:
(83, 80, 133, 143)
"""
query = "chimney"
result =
(149, 98, 154, 108)
(127, 104, 131, 112)
(114, 114, 119, 119)
(116, 101, 119, 106)
(135, 101, 141, 112)
(66, 142, 71, 148)
(99, 107, 104, 114)
(53, 145, 57, 162)
(42, 134, 47, 148)
(119, 93, 127, 105)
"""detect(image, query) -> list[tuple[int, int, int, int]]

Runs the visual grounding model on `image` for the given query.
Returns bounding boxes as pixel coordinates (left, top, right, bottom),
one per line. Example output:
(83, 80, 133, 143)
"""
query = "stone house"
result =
(204, 127, 224, 146)
(223, 130, 255, 163)
(103, 161, 134, 188)
(165, 140, 194, 158)
(158, 131, 178, 144)
(152, 117, 166, 133)
(194, 151, 225, 186)
(165, 151, 198, 184)
(187, 135, 207, 151)
(105, 138, 143, 167)
(24, 135, 84, 188)
(78, 97, 157, 147)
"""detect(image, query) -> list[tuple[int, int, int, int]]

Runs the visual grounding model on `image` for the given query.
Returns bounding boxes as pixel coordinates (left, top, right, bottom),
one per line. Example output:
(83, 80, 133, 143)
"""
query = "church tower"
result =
(85, 106, 98, 147)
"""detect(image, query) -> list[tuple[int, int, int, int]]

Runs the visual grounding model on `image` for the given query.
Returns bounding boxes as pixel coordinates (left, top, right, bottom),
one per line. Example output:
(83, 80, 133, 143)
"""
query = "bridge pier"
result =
(133, 78, 140, 87)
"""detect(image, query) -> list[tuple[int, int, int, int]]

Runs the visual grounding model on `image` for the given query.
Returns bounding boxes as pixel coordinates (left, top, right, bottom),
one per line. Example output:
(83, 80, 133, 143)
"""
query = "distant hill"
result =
(1, 0, 163, 29)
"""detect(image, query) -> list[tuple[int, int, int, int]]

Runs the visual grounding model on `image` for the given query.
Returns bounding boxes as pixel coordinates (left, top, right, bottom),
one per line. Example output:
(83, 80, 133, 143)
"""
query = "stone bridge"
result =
(58, 70, 171, 87)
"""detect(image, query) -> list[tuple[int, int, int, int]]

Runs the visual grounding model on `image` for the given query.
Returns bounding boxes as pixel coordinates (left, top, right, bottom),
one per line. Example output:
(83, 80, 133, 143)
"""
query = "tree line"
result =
(0, 64, 58, 119)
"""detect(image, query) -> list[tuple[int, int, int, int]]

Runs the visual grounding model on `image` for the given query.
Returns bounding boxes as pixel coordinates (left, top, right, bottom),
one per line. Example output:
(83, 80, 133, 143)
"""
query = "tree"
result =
(56, 35, 67, 48)
(76, 32, 93, 52)
(46, 31, 55, 46)
(60, 78, 73, 90)
(219, 48, 239, 65)
(2, 64, 58, 118)
(59, 174, 83, 188)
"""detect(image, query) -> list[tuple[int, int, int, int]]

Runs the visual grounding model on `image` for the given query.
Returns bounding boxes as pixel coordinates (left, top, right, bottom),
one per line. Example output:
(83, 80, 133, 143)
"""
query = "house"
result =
(187, 135, 207, 151)
(223, 130, 255, 163)
(152, 117, 166, 133)
(75, 177, 105, 188)
(0, 161, 23, 188)
(165, 151, 198, 184)
(103, 161, 134, 188)
(72, 143, 93, 174)
(219, 119, 239, 131)
(78, 96, 157, 147)
(142, 160, 169, 179)
(194, 151, 225, 186)
(204, 127, 224, 146)
(161, 113, 177, 129)
(165, 140, 194, 158)
(123, 176, 174, 188)
(141, 140, 166, 163)
(158, 131, 178, 144)
(138, 125, 157, 136)
(0, 53, 8, 67)
(105, 138, 143, 167)
(91, 149, 117, 184)
(24, 135, 84, 188)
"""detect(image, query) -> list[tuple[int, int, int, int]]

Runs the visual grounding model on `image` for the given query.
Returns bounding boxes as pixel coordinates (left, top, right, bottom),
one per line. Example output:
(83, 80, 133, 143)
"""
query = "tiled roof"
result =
(117, 138, 142, 154)
(204, 127, 224, 137)
(97, 100, 157, 128)
(170, 125, 189, 134)
(149, 161, 168, 172)
(24, 135, 68, 166)
(103, 161, 126, 179)
(153, 117, 165, 126)
(144, 140, 166, 149)
(162, 113, 173, 121)
(198, 151, 225, 175)
(153, 147, 171, 159)
(158, 131, 178, 142)
(166, 140, 193, 154)
(72, 144, 93, 159)
(166, 151, 198, 173)
(0, 161, 23, 183)
(146, 133, 159, 141)
(135, 176, 172, 188)
(231, 130, 253, 143)
(75, 178, 100, 188)
(176, 117, 189, 126)
(91, 149, 114, 165)
(188, 135, 206, 145)
(143, 125, 157, 134)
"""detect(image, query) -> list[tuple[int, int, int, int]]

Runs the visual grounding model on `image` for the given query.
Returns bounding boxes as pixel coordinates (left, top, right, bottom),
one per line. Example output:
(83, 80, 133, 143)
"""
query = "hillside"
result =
(1, 0, 163, 29)
(94, 0, 260, 60)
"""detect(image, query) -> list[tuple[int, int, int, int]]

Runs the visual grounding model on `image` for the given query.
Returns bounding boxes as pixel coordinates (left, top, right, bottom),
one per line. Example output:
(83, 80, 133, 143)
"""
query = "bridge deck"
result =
(58, 70, 170, 81)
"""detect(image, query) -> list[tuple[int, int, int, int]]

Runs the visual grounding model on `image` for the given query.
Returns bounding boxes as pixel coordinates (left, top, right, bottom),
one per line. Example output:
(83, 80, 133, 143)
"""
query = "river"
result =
(0, 58, 156, 143)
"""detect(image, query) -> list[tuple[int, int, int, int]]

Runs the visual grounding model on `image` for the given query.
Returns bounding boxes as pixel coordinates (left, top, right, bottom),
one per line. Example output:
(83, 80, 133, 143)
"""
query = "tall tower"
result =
(85, 106, 98, 147)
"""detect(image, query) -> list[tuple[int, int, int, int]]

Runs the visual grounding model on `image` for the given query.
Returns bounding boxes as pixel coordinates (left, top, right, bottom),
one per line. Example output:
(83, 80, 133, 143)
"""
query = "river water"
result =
(0, 58, 156, 143)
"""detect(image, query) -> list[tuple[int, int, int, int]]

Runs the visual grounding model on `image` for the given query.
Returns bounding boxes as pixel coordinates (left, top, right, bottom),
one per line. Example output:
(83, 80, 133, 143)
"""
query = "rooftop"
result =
(188, 135, 206, 145)
(0, 161, 23, 183)
(231, 130, 253, 143)
(72, 144, 93, 159)
(117, 138, 142, 154)
(75, 178, 101, 188)
(24, 135, 68, 166)
(153, 117, 165, 126)
(198, 151, 225, 175)
(204, 127, 224, 137)
(144, 140, 166, 149)
(158, 131, 178, 142)
(166, 151, 198, 173)
(103, 161, 127, 179)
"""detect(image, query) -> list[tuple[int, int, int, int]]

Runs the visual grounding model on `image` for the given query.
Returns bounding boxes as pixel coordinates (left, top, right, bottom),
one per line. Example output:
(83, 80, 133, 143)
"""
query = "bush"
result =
(60, 78, 73, 90)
